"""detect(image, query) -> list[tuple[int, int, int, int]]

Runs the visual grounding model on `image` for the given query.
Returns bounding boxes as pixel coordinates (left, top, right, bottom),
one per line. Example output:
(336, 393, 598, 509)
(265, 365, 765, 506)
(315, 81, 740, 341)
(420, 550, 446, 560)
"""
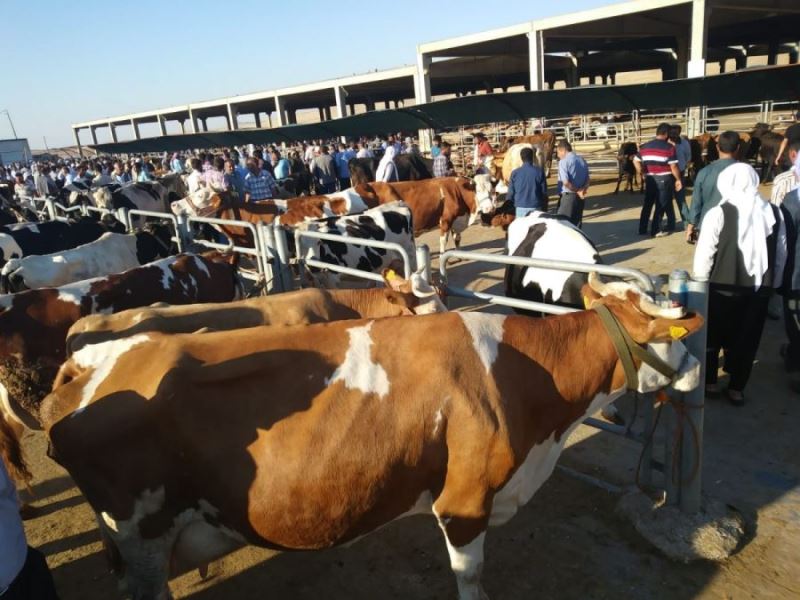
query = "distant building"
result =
(0, 138, 32, 164)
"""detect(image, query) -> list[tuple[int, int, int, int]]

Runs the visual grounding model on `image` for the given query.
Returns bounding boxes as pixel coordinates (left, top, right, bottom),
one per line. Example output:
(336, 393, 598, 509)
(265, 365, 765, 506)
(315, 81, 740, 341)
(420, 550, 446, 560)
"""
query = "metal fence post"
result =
(639, 392, 654, 489)
(679, 276, 709, 514)
(175, 214, 192, 250)
(416, 244, 431, 284)
(45, 198, 56, 221)
(272, 224, 295, 292)
(258, 224, 277, 294)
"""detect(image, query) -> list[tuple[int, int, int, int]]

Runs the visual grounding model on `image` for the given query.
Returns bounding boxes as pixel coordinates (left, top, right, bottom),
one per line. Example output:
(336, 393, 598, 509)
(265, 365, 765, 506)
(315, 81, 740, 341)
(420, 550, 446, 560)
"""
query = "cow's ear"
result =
(382, 268, 410, 293)
(646, 312, 704, 343)
(580, 283, 603, 309)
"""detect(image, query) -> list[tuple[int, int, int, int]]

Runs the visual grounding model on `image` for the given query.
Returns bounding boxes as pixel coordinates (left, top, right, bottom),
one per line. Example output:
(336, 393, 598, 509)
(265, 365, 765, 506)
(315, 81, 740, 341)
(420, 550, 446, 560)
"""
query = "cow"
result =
(348, 154, 435, 186)
(502, 131, 557, 176)
(156, 173, 187, 202)
(171, 188, 378, 246)
(746, 123, 785, 182)
(686, 134, 719, 182)
(614, 142, 643, 194)
(0, 252, 239, 489)
(503, 212, 638, 425)
(41, 275, 702, 600)
(93, 181, 170, 215)
(0, 216, 126, 268)
(491, 143, 547, 185)
(295, 201, 417, 287)
(354, 176, 498, 254)
(0, 224, 174, 293)
(67, 270, 445, 355)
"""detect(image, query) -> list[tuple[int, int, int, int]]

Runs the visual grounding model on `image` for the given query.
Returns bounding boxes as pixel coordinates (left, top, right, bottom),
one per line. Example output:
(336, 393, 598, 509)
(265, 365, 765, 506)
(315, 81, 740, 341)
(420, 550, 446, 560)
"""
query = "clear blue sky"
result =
(1, 0, 611, 148)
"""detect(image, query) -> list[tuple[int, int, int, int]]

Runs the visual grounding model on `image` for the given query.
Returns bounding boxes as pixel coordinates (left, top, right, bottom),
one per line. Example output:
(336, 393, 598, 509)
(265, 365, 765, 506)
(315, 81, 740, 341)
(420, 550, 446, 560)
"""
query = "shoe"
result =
(727, 389, 746, 406)
(654, 231, 670, 238)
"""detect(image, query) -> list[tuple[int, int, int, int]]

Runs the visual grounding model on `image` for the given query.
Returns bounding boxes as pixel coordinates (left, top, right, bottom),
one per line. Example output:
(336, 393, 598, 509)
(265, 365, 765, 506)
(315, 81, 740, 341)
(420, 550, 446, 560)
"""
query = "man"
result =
(111, 160, 130, 184)
(186, 158, 206, 194)
(271, 150, 291, 181)
(244, 157, 278, 202)
(73, 163, 91, 186)
(687, 130, 740, 243)
(1, 459, 60, 599)
(171, 153, 184, 174)
(771, 140, 800, 206)
(507, 147, 548, 218)
(473, 133, 494, 173)
(779, 183, 800, 385)
(33, 166, 50, 197)
(224, 159, 245, 199)
(634, 122, 683, 237)
(669, 124, 692, 226)
(92, 164, 113, 186)
(334, 143, 355, 190)
(775, 111, 800, 167)
(432, 141, 455, 178)
(311, 145, 337, 194)
(356, 143, 373, 159)
(431, 135, 443, 158)
(556, 140, 590, 227)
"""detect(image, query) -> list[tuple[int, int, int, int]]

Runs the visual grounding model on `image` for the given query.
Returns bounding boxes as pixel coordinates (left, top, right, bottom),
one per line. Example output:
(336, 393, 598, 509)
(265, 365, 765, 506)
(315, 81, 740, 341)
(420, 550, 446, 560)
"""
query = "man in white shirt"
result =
(771, 140, 800, 206)
(1, 460, 59, 598)
(186, 158, 206, 194)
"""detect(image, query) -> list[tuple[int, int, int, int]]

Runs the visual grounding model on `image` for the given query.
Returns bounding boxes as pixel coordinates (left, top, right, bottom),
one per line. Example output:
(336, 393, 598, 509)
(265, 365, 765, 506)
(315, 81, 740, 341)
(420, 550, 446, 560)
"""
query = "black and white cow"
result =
(295, 201, 416, 287)
(504, 211, 600, 313)
(0, 217, 126, 268)
(93, 181, 169, 214)
(504, 211, 624, 423)
(1, 224, 175, 293)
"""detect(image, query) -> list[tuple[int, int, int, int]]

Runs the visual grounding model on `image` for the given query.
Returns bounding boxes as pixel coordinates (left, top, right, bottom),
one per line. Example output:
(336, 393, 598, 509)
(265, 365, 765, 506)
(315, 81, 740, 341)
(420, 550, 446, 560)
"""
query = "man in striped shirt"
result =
(770, 140, 800, 206)
(634, 122, 683, 237)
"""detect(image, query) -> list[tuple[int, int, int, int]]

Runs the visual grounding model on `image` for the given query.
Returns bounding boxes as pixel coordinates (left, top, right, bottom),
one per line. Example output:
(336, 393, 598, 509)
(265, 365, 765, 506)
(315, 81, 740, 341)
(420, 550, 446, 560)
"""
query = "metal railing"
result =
(122, 209, 183, 252)
(293, 228, 415, 285)
(438, 249, 705, 513)
(184, 215, 270, 288)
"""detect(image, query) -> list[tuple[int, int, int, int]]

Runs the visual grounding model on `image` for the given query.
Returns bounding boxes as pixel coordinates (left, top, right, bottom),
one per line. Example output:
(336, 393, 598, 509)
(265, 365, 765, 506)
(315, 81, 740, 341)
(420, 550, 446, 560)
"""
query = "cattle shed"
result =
(89, 63, 800, 154)
(73, 0, 800, 154)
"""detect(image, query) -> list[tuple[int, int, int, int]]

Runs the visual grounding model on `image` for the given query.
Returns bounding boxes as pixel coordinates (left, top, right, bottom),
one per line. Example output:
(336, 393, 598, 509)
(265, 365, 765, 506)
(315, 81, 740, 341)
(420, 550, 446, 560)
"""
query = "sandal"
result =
(727, 389, 746, 406)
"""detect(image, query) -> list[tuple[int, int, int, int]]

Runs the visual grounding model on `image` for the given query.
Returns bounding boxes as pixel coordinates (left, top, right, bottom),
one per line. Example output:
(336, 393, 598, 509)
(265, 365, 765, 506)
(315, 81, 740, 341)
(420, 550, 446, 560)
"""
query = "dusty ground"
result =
(19, 175, 800, 599)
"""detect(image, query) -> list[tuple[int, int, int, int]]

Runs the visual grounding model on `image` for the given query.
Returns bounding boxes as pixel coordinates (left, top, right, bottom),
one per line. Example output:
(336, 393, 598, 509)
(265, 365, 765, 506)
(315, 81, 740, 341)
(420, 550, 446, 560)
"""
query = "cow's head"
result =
(583, 273, 704, 393)
(170, 187, 221, 218)
(468, 174, 504, 226)
(61, 182, 94, 207)
(382, 269, 447, 315)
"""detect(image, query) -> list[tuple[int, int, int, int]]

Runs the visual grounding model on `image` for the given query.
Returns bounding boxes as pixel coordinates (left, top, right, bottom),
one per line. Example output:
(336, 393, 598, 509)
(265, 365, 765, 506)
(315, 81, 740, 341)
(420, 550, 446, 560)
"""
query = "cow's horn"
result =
(588, 271, 608, 294)
(637, 293, 686, 319)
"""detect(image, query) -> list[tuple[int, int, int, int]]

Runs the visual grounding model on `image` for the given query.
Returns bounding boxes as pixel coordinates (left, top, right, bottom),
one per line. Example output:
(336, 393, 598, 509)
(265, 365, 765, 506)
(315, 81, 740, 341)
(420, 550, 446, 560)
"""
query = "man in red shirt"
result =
(473, 133, 494, 173)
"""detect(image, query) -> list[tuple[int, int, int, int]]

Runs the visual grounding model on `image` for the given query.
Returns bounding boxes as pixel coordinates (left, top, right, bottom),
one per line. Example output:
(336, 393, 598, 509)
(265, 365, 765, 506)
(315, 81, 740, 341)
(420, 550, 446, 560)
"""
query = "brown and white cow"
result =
(0, 252, 238, 487)
(502, 131, 556, 177)
(354, 176, 497, 254)
(65, 270, 445, 354)
(170, 188, 378, 246)
(43, 275, 702, 600)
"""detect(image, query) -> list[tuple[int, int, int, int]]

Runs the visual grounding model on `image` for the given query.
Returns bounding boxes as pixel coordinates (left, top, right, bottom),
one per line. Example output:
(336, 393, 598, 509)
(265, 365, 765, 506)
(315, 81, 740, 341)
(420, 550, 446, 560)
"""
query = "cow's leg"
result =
(439, 221, 451, 255)
(454, 231, 462, 249)
(437, 519, 489, 600)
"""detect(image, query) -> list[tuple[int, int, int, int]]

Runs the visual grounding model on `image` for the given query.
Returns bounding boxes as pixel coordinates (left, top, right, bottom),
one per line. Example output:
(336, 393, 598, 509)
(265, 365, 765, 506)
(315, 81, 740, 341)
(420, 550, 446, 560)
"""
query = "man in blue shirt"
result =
(335, 143, 356, 190)
(271, 150, 291, 181)
(507, 147, 548, 218)
(556, 140, 590, 227)
(670, 124, 692, 227)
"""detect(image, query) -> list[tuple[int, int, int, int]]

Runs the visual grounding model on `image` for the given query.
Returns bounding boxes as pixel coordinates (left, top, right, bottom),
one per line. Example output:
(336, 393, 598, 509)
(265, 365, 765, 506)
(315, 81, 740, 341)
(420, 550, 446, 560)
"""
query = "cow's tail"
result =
(0, 409, 32, 489)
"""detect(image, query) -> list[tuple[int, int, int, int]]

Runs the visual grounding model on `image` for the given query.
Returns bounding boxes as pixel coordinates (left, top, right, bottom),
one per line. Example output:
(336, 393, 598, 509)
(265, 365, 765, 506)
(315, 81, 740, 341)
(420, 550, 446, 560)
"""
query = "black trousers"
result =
(639, 175, 675, 235)
(4, 546, 60, 600)
(557, 192, 583, 227)
(706, 290, 769, 391)
(338, 177, 350, 191)
(783, 296, 800, 372)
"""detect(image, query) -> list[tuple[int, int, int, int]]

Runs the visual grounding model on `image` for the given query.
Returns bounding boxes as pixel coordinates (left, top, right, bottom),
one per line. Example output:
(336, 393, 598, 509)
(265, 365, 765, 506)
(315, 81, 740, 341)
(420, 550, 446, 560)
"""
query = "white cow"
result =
(0, 228, 173, 293)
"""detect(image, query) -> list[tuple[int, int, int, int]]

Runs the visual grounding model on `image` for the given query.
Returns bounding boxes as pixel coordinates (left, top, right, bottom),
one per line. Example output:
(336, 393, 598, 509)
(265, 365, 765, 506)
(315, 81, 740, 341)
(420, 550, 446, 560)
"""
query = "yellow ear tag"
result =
(583, 296, 591, 309)
(385, 269, 397, 281)
(669, 326, 688, 340)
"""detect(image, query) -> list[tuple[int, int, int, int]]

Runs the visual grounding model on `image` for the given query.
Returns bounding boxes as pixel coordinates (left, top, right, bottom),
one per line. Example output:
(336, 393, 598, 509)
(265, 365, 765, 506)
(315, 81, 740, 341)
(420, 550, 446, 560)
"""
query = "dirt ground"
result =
(19, 175, 800, 599)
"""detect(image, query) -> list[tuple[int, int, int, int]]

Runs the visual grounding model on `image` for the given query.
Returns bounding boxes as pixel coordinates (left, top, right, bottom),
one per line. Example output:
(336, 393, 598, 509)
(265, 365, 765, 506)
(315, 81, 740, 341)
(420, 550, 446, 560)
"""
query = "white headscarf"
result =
(375, 146, 398, 182)
(717, 163, 775, 287)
